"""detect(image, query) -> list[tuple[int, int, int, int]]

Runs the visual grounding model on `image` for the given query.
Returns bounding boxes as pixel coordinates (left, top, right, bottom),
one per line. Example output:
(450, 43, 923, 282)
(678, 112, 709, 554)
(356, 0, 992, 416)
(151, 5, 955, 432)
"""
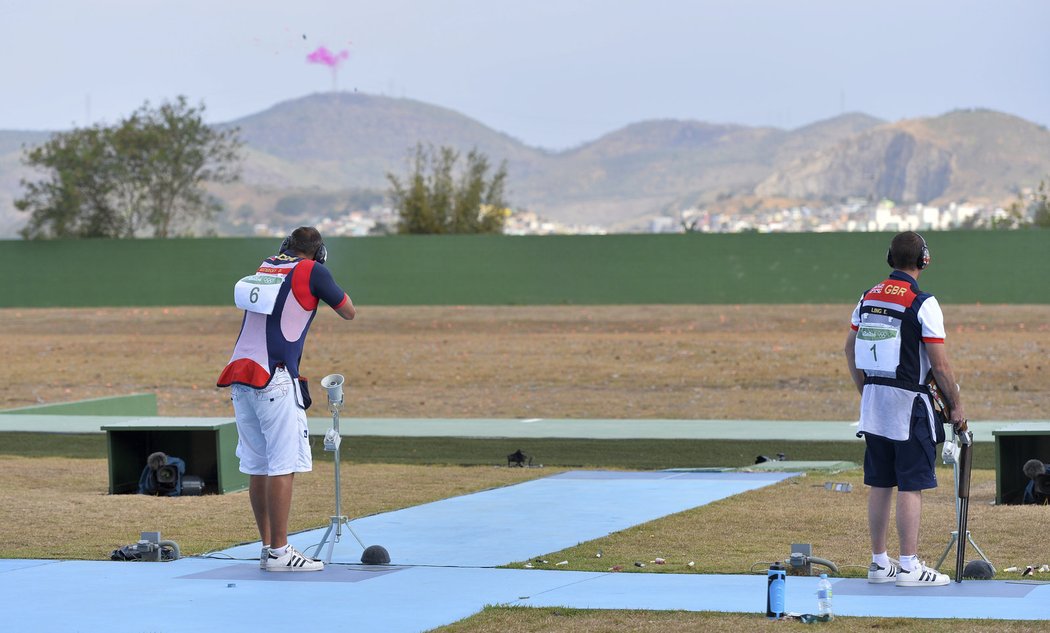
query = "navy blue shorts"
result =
(863, 397, 938, 492)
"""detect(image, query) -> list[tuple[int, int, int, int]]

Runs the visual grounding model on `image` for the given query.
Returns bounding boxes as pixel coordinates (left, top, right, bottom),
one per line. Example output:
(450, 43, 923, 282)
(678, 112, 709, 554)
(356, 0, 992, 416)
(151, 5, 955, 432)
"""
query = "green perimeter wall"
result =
(3, 231, 1047, 307)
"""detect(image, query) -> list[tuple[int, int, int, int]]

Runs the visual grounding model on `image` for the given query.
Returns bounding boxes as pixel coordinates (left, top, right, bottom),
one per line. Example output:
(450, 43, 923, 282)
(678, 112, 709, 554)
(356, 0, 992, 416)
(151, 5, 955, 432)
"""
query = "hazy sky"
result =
(1, 0, 1047, 149)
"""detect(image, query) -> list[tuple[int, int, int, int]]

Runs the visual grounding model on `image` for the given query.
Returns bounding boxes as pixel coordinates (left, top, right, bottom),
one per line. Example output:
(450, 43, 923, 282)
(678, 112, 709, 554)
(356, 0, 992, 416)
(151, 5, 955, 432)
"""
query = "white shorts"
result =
(231, 367, 312, 476)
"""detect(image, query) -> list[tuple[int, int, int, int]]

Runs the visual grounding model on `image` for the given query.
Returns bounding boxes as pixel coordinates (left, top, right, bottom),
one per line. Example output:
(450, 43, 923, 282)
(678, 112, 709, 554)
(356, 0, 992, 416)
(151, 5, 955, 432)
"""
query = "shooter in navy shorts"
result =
(863, 397, 937, 492)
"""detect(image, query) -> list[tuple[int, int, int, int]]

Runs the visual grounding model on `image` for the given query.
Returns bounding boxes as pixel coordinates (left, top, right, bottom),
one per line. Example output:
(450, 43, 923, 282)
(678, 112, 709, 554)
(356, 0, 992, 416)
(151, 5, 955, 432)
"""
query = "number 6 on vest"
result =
(234, 274, 283, 315)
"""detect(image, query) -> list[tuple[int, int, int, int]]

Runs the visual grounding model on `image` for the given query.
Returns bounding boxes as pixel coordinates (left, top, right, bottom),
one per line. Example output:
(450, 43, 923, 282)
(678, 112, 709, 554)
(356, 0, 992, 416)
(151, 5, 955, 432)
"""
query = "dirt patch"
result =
(3, 305, 1047, 420)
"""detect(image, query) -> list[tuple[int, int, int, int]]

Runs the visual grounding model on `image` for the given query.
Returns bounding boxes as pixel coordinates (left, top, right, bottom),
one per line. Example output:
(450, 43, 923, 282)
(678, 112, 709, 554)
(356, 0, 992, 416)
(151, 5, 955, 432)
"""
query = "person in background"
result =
(137, 451, 186, 496)
(1023, 459, 1049, 505)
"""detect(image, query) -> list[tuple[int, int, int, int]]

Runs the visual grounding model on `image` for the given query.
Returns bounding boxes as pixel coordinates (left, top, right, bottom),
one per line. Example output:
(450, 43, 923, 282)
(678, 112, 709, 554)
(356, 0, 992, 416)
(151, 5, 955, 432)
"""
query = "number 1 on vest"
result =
(855, 324, 901, 372)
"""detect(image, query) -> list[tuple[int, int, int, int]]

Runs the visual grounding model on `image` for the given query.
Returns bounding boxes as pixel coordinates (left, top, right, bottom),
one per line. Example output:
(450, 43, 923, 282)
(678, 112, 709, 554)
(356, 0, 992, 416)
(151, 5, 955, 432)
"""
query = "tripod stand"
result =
(935, 429, 990, 574)
(308, 374, 366, 564)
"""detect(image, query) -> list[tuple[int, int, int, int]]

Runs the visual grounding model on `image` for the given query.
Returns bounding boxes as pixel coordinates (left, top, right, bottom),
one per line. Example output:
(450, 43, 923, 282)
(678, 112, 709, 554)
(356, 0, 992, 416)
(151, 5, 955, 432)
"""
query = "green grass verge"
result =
(0, 433, 997, 470)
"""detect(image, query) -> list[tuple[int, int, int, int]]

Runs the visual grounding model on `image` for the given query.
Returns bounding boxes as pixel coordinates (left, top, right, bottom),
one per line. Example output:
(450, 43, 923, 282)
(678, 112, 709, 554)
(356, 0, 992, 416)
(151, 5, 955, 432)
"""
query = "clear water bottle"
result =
(816, 573, 834, 620)
(766, 562, 785, 619)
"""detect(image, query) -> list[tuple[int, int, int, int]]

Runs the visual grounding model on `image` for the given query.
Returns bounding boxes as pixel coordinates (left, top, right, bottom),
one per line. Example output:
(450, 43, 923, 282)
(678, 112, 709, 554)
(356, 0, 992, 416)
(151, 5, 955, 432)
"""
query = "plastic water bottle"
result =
(817, 573, 834, 620)
(766, 562, 785, 619)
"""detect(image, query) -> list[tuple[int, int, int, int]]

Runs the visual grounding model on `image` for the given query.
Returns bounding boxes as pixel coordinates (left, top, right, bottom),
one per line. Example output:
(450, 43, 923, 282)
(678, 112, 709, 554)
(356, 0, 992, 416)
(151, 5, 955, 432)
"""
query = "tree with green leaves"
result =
(16, 96, 242, 239)
(1032, 178, 1050, 228)
(1003, 177, 1050, 229)
(387, 144, 509, 234)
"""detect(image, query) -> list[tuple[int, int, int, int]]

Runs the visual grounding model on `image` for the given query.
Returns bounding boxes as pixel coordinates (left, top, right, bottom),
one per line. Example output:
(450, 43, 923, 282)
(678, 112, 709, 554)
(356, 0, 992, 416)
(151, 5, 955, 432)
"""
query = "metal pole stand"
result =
(935, 433, 990, 573)
(308, 376, 366, 564)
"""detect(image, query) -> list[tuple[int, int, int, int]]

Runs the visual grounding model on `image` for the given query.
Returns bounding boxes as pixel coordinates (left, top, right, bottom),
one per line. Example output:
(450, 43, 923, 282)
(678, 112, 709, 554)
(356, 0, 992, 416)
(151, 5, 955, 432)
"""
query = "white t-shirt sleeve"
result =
(917, 296, 946, 342)
(850, 297, 863, 329)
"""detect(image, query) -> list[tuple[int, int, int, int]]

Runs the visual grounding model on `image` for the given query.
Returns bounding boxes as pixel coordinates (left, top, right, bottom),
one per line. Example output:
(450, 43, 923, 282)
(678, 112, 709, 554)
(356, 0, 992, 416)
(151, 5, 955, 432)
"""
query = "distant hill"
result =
(1, 96, 1047, 236)
(222, 93, 547, 189)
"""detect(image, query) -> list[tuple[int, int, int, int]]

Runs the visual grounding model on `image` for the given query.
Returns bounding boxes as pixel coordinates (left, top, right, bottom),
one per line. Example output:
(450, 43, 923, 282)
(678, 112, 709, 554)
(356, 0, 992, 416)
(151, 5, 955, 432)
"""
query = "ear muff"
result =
(916, 234, 930, 270)
(887, 234, 931, 270)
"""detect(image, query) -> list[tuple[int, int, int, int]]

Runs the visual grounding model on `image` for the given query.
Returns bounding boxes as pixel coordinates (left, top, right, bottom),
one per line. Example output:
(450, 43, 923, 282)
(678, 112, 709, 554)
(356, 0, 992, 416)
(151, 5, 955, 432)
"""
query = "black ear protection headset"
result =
(886, 233, 929, 270)
(279, 235, 327, 264)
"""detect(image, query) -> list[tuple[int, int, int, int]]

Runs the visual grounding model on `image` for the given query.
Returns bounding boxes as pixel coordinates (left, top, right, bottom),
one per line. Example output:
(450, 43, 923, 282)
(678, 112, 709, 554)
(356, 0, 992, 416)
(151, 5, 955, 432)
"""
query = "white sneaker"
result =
(260, 546, 269, 570)
(867, 561, 898, 583)
(896, 561, 949, 587)
(264, 545, 323, 572)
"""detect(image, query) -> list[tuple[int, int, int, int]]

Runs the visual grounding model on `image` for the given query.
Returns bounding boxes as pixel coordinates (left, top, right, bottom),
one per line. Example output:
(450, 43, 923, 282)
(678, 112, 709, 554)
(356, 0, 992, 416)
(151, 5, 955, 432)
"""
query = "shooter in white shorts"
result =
(232, 367, 313, 477)
(218, 227, 355, 571)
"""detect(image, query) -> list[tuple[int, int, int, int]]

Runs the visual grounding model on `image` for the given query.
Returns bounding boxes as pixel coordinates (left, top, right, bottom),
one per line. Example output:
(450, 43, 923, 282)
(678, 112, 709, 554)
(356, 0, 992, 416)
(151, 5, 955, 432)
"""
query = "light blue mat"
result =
(7, 560, 1048, 633)
(221, 470, 796, 566)
(4, 470, 1047, 633)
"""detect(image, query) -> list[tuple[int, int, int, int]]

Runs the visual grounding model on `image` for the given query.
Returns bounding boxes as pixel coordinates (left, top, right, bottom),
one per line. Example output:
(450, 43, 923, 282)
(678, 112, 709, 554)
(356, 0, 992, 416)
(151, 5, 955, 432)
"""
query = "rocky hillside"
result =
(756, 110, 1050, 205)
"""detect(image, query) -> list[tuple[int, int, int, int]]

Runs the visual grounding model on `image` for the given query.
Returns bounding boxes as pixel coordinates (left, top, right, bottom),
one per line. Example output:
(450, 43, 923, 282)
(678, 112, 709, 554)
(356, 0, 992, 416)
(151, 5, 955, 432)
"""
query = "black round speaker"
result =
(962, 560, 995, 580)
(361, 544, 390, 565)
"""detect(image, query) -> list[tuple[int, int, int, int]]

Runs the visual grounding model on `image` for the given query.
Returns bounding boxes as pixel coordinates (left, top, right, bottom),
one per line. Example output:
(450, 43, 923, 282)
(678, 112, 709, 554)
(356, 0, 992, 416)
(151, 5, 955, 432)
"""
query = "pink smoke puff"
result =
(307, 46, 350, 68)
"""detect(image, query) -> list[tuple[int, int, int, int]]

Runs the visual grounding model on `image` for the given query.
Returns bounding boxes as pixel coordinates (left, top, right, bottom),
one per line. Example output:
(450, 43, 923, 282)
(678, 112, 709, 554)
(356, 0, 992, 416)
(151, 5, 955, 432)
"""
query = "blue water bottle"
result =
(766, 561, 786, 619)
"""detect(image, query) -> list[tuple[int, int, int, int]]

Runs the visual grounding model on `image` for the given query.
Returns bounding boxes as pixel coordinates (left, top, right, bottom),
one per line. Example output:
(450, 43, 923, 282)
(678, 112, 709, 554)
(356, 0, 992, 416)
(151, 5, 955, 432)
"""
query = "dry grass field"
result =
(2, 305, 1047, 631)
(0, 457, 558, 560)
(2, 304, 1047, 420)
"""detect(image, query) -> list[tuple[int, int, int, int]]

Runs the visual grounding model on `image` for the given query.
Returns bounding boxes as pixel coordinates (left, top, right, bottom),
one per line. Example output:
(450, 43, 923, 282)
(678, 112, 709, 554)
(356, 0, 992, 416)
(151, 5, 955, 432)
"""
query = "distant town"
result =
(249, 197, 1038, 238)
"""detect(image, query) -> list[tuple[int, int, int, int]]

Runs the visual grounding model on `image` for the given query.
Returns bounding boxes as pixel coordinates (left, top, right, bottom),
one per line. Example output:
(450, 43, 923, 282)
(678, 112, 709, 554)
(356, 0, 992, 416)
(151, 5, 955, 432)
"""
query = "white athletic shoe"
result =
(264, 545, 323, 572)
(896, 561, 949, 587)
(867, 561, 898, 583)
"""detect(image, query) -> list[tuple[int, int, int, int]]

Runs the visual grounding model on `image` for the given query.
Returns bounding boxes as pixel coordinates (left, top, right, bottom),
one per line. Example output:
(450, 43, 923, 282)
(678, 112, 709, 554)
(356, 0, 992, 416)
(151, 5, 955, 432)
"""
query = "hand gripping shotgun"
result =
(927, 374, 972, 583)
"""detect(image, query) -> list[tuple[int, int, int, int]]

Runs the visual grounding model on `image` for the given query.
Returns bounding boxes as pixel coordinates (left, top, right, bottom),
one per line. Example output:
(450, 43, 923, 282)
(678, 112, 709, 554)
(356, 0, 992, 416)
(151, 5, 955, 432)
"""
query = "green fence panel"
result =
(2, 232, 1047, 307)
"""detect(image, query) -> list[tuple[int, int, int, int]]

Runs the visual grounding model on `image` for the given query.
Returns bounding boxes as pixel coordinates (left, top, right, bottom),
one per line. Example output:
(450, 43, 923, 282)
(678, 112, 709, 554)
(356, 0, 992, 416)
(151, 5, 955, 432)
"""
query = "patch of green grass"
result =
(0, 433, 998, 470)
(332, 436, 999, 471)
(0, 433, 108, 459)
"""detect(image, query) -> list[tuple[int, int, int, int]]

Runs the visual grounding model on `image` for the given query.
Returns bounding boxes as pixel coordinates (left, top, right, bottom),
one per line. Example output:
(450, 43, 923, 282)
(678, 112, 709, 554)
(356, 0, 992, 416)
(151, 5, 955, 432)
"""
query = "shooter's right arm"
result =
(926, 342, 966, 431)
(334, 294, 356, 320)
